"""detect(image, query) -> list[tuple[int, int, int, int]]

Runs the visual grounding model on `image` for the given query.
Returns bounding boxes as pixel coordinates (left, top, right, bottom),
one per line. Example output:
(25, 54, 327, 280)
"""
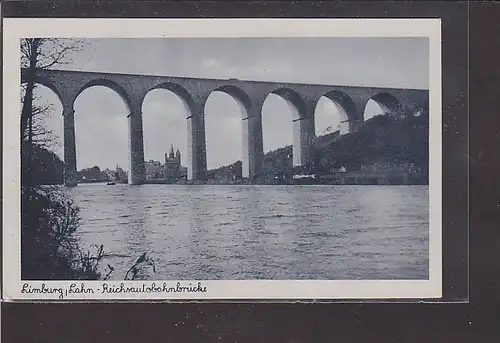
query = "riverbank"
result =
(179, 172, 428, 186)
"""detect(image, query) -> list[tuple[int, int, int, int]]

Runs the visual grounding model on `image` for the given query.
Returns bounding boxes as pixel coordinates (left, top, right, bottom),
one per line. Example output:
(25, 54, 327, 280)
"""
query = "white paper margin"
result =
(2, 18, 442, 301)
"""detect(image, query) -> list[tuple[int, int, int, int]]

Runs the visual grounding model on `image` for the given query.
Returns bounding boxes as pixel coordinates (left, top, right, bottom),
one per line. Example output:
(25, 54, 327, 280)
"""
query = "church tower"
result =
(169, 144, 175, 159)
(175, 149, 181, 166)
(164, 144, 181, 182)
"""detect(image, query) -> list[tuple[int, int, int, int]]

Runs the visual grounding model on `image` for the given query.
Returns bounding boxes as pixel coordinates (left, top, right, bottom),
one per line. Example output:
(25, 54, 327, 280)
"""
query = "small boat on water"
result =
(107, 181, 116, 185)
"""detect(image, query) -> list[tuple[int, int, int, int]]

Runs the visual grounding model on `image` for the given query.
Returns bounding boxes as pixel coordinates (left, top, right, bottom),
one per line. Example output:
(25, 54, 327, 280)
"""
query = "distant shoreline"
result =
(47, 178, 428, 187)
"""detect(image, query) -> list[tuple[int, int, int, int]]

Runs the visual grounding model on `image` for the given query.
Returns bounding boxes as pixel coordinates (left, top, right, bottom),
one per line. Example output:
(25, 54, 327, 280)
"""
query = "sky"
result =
(34, 37, 429, 170)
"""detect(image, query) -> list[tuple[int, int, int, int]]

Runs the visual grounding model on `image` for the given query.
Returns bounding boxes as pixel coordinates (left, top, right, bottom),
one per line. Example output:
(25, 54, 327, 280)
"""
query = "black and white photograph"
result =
(3, 18, 442, 300)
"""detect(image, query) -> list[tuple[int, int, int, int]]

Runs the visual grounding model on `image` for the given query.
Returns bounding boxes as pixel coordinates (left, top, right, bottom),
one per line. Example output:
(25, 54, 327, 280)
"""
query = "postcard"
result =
(3, 18, 442, 300)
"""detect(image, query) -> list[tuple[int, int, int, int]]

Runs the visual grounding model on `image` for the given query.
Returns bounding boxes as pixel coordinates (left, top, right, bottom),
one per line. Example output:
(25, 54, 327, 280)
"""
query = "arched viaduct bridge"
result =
(22, 68, 429, 186)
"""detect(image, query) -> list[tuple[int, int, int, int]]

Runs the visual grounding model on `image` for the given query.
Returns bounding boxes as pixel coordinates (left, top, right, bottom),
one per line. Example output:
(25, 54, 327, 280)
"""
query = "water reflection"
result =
(71, 185, 430, 280)
(123, 187, 148, 254)
(237, 186, 269, 279)
(186, 187, 225, 279)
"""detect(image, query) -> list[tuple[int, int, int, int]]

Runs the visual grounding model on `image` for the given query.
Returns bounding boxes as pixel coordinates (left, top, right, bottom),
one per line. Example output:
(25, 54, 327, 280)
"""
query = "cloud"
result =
(200, 54, 296, 82)
(201, 57, 218, 69)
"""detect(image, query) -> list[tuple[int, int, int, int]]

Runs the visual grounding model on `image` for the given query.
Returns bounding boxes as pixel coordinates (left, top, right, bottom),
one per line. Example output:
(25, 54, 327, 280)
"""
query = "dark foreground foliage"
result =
(21, 184, 104, 280)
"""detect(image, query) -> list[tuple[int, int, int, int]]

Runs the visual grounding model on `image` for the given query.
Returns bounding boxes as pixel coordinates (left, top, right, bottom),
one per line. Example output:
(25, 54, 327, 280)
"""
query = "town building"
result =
(145, 160, 163, 180)
(142, 145, 187, 183)
(114, 165, 128, 183)
(164, 145, 182, 181)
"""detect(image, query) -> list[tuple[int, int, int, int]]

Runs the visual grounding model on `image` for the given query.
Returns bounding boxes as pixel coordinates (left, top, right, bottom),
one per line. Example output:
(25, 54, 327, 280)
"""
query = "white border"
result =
(2, 18, 442, 301)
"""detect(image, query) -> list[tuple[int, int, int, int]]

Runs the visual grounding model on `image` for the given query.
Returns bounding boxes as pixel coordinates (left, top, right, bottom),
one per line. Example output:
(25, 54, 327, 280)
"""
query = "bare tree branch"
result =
(21, 38, 86, 146)
(33, 38, 86, 70)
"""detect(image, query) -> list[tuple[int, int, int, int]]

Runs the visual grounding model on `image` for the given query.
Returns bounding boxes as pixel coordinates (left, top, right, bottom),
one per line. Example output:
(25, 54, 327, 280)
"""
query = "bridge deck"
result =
(21, 67, 428, 92)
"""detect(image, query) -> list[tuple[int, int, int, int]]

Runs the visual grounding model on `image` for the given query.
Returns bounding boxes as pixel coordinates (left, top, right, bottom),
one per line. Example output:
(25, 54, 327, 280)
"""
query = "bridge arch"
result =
(364, 92, 402, 121)
(141, 83, 201, 181)
(27, 75, 65, 108)
(314, 90, 359, 136)
(208, 85, 253, 115)
(72, 83, 131, 181)
(269, 87, 308, 120)
(262, 87, 311, 169)
(144, 82, 196, 116)
(203, 85, 252, 178)
(76, 78, 133, 112)
(26, 78, 134, 186)
(140, 85, 195, 180)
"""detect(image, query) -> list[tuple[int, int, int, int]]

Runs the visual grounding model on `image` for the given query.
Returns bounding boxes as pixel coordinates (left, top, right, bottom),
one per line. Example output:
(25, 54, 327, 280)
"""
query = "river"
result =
(68, 184, 429, 280)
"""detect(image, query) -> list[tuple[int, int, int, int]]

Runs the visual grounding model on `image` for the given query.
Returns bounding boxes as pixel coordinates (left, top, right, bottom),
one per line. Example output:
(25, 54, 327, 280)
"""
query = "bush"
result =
(21, 185, 104, 280)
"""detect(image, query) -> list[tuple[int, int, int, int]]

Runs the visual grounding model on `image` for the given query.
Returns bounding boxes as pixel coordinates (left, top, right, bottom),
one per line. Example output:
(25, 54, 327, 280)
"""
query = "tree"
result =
(21, 39, 85, 187)
(19, 38, 107, 280)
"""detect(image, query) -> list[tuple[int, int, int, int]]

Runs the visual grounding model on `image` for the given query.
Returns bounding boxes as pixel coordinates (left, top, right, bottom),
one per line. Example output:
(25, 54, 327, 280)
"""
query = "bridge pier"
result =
(292, 116, 315, 168)
(128, 111, 146, 185)
(187, 112, 207, 181)
(63, 106, 78, 187)
(242, 111, 263, 181)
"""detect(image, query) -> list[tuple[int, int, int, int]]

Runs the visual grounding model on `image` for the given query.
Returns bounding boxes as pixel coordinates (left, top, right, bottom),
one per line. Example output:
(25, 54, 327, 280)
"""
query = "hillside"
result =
(313, 113, 429, 176)
(206, 161, 243, 184)
(207, 113, 429, 184)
